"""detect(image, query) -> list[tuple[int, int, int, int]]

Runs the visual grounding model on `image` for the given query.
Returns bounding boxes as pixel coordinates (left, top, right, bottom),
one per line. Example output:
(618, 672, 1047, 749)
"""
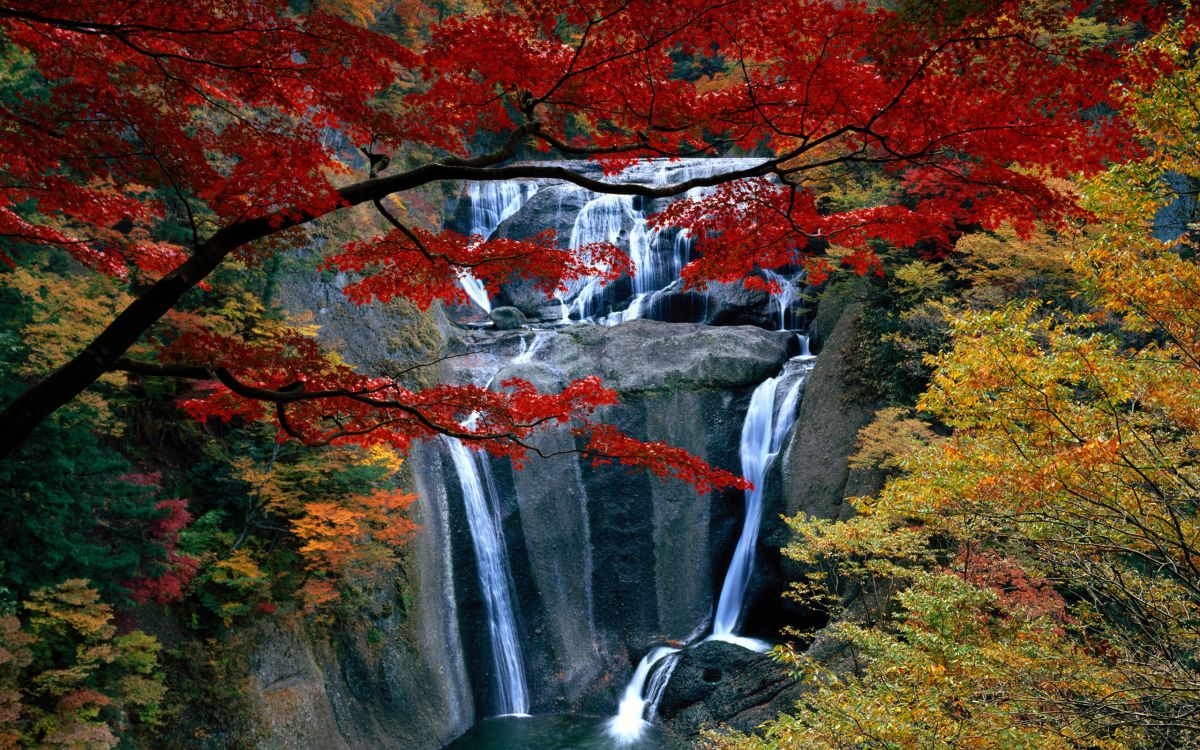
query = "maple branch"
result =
(0, 138, 779, 459)
(106, 356, 666, 471)
(0, 15, 1107, 460)
(107, 357, 556, 445)
(530, 127, 728, 159)
(371, 197, 444, 264)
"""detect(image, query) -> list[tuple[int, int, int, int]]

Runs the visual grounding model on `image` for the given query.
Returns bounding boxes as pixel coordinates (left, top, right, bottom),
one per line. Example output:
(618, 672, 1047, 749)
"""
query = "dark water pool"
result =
(446, 714, 663, 750)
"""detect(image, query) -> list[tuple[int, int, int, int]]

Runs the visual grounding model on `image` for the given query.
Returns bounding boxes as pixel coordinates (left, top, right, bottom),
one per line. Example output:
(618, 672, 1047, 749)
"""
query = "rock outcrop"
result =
(488, 306, 526, 330)
(779, 301, 883, 524)
(242, 469, 474, 749)
(657, 640, 798, 749)
(428, 320, 795, 717)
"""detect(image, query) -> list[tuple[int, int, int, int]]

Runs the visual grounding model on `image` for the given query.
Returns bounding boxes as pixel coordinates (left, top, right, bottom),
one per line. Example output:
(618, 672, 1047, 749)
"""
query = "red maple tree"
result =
(0, 0, 1184, 488)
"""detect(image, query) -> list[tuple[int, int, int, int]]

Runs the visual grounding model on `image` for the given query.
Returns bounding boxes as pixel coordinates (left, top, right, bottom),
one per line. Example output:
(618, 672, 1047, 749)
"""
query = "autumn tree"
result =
(0, 580, 165, 748)
(0, 0, 1178, 481)
(708, 18, 1200, 750)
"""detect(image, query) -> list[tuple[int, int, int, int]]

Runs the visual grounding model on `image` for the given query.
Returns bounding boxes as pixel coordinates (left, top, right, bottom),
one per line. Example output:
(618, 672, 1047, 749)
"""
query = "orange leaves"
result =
(219, 443, 421, 612)
(292, 489, 418, 577)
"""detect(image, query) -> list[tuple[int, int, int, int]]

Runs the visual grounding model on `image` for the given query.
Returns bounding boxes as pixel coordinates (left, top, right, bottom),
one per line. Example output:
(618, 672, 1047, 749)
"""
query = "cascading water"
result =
(609, 647, 681, 744)
(642, 653, 680, 720)
(443, 159, 820, 747)
(762, 267, 805, 331)
(605, 353, 813, 743)
(513, 158, 767, 324)
(562, 193, 641, 321)
(513, 330, 552, 364)
(460, 181, 539, 313)
(797, 333, 812, 358)
(710, 358, 811, 649)
(445, 437, 530, 716)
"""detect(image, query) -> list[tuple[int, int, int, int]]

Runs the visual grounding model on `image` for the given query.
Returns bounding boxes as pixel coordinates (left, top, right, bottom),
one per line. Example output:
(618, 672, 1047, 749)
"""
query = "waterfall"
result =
(629, 214, 662, 296)
(797, 334, 812, 358)
(548, 158, 767, 323)
(513, 330, 552, 364)
(599, 293, 646, 327)
(606, 354, 811, 743)
(563, 193, 635, 321)
(643, 651, 681, 719)
(762, 268, 803, 331)
(608, 646, 680, 744)
(445, 437, 530, 716)
(709, 359, 811, 648)
(442, 158, 817, 742)
(460, 181, 539, 314)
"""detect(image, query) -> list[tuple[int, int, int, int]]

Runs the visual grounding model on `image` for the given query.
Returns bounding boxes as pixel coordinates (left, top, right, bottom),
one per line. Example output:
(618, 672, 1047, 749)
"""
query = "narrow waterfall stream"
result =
(608, 647, 680, 742)
(445, 437, 530, 716)
(605, 355, 813, 744)
(709, 358, 811, 648)
(460, 181, 539, 313)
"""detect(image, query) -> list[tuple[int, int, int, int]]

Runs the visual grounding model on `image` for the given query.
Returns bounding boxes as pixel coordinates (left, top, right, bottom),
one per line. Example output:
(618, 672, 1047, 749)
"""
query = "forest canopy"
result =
(1, 0, 1198, 747)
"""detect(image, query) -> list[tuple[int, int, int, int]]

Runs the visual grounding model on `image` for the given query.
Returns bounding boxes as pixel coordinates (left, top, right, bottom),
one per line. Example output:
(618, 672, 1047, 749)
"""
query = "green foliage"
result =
(0, 416, 168, 605)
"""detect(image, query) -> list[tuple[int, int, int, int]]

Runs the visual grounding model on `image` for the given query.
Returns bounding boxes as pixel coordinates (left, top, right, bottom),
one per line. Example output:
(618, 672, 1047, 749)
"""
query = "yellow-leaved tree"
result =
(708, 19, 1200, 750)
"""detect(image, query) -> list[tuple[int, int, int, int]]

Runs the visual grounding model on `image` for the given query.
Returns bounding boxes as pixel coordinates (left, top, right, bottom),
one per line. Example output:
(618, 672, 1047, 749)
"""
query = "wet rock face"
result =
(430, 319, 796, 716)
(245, 565, 473, 750)
(656, 640, 798, 748)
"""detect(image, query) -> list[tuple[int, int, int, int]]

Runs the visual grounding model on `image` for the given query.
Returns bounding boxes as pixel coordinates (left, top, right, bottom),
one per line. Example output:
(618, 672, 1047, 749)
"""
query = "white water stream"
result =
(710, 358, 810, 647)
(445, 437, 530, 716)
(608, 646, 681, 743)
(460, 181, 540, 313)
(608, 354, 813, 742)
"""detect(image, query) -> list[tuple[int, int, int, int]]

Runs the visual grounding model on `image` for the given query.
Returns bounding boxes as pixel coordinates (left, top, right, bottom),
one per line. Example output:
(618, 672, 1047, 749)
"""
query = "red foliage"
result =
(1, 0, 1189, 488)
(951, 546, 1068, 625)
(126, 499, 198, 606)
(0, 0, 408, 275)
(326, 228, 631, 309)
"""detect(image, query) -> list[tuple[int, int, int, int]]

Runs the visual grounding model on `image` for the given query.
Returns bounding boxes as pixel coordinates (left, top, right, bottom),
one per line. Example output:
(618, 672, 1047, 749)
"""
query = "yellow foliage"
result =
(292, 489, 417, 573)
(2, 582, 165, 746)
(2, 264, 131, 424)
(741, 24, 1200, 750)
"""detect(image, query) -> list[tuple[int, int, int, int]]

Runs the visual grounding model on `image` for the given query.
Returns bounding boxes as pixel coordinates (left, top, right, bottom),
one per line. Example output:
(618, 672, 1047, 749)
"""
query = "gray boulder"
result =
(488, 306, 527, 330)
(497, 319, 792, 394)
